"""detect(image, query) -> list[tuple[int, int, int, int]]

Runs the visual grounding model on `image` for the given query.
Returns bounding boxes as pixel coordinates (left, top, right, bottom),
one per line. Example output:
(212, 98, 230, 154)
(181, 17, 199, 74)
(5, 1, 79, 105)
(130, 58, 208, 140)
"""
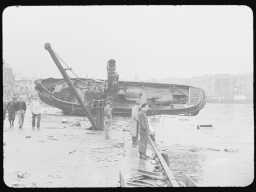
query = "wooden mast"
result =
(44, 42, 97, 129)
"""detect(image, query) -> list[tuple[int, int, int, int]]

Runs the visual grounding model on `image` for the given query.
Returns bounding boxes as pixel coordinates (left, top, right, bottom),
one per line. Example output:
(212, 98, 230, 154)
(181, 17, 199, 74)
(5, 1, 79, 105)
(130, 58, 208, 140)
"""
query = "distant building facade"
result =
(161, 73, 253, 103)
(3, 64, 15, 101)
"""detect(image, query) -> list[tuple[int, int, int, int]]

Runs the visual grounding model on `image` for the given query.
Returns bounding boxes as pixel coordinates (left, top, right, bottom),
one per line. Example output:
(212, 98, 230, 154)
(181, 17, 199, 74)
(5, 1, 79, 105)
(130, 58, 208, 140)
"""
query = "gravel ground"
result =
(3, 111, 132, 187)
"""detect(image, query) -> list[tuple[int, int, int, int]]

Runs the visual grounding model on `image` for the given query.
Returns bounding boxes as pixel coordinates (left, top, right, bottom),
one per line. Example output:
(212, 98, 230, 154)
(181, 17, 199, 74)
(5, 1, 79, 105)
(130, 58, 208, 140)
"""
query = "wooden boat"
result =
(34, 77, 206, 117)
(35, 42, 206, 117)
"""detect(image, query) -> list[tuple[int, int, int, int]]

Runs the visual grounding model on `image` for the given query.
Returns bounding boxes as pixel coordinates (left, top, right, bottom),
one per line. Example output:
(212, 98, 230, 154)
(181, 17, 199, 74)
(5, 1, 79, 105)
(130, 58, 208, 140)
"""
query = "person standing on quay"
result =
(138, 103, 150, 160)
(6, 96, 18, 128)
(30, 96, 42, 130)
(104, 100, 112, 140)
(131, 101, 140, 146)
(16, 97, 27, 129)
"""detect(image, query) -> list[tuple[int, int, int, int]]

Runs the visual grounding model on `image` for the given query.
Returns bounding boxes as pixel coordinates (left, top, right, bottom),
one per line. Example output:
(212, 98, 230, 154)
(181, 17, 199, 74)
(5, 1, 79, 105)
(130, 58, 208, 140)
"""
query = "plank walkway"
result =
(119, 135, 197, 187)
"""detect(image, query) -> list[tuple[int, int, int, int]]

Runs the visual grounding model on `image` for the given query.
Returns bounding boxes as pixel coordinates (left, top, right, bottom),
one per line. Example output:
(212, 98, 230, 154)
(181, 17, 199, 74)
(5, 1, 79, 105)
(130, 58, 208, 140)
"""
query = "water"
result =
(149, 103, 254, 186)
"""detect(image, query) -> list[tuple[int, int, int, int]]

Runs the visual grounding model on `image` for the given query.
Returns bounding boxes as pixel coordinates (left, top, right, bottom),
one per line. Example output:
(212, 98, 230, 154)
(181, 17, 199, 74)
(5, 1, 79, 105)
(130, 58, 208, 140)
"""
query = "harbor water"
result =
(150, 103, 254, 186)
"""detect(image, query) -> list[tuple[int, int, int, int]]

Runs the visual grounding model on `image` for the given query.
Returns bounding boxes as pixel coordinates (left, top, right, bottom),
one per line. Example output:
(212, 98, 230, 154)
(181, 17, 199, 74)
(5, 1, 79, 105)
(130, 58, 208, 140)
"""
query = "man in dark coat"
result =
(16, 97, 27, 129)
(138, 103, 150, 160)
(6, 97, 18, 128)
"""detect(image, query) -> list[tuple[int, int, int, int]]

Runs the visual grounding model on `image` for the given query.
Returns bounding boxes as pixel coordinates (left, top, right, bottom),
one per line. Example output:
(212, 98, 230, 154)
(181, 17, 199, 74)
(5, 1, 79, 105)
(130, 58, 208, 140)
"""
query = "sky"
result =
(2, 5, 253, 81)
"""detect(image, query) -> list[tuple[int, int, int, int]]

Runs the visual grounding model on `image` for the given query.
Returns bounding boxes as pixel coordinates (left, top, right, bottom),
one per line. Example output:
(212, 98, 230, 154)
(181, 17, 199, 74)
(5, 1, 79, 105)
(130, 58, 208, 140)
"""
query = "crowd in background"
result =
(3, 94, 42, 131)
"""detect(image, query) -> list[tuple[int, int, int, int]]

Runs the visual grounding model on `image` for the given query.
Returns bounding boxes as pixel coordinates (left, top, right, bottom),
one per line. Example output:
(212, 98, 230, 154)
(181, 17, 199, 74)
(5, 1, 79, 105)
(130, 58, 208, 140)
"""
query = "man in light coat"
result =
(30, 97, 42, 130)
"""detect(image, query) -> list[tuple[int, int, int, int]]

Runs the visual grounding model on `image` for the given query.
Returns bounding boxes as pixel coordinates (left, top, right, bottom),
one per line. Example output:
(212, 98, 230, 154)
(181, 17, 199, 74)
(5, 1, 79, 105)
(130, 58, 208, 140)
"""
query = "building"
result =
(3, 63, 15, 101)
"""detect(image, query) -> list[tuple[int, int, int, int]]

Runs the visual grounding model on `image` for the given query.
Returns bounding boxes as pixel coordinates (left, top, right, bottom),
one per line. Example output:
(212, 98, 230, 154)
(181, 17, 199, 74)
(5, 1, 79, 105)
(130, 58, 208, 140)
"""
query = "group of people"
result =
(103, 98, 152, 160)
(3, 96, 42, 130)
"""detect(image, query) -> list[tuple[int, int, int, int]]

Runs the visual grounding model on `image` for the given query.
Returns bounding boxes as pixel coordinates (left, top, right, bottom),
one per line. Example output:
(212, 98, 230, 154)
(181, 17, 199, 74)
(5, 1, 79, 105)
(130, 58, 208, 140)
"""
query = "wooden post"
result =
(94, 99, 104, 130)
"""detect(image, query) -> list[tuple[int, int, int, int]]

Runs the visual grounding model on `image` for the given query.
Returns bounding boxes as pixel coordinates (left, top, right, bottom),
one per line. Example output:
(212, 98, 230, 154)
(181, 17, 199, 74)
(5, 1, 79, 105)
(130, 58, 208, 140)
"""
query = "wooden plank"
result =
(127, 180, 155, 187)
(136, 169, 162, 176)
(148, 136, 180, 187)
(183, 174, 197, 187)
(139, 173, 167, 181)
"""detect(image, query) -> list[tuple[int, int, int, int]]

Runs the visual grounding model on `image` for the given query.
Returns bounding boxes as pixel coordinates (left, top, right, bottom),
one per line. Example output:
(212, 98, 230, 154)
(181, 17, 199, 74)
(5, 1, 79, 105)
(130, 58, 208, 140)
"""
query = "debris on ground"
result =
(25, 136, 32, 139)
(206, 147, 221, 152)
(223, 148, 238, 153)
(47, 136, 58, 141)
(112, 143, 125, 148)
(68, 150, 77, 154)
(70, 121, 81, 127)
(61, 118, 68, 123)
(17, 171, 29, 179)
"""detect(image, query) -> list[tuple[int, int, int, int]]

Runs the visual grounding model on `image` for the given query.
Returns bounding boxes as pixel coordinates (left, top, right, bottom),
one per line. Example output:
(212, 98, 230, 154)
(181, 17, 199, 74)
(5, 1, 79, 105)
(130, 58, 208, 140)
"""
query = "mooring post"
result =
(94, 99, 104, 131)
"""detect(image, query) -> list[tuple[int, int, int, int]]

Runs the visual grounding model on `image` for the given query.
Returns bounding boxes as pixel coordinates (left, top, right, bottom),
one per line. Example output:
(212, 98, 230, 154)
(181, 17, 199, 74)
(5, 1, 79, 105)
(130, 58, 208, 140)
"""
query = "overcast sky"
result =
(3, 5, 253, 81)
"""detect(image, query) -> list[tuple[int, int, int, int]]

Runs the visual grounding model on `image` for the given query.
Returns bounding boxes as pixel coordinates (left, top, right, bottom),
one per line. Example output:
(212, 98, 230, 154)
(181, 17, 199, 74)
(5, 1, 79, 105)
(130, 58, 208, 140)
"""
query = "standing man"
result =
(131, 101, 139, 146)
(104, 99, 112, 140)
(16, 97, 27, 129)
(6, 96, 18, 128)
(138, 103, 150, 160)
(30, 96, 42, 130)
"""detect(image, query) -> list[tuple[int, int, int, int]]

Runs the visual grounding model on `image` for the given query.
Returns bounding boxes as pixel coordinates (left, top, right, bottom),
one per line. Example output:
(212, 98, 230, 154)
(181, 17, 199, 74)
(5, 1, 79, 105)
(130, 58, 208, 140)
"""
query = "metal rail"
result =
(147, 136, 180, 187)
(44, 43, 97, 129)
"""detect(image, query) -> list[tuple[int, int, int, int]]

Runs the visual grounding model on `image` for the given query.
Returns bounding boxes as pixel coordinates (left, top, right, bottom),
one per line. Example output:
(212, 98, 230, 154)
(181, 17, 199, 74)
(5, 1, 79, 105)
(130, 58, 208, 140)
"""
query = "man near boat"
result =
(138, 103, 151, 160)
(131, 101, 140, 147)
(104, 99, 112, 139)
(30, 96, 42, 130)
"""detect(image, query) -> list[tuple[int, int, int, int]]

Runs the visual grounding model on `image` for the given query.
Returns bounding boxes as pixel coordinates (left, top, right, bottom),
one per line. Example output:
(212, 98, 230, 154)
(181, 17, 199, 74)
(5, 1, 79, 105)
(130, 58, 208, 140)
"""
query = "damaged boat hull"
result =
(35, 78, 206, 117)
